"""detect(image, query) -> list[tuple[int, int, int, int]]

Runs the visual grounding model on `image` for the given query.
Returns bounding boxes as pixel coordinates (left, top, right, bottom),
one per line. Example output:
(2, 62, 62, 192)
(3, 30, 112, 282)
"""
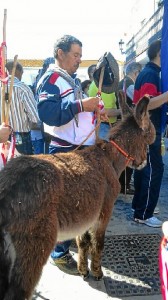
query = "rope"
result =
(74, 120, 101, 151)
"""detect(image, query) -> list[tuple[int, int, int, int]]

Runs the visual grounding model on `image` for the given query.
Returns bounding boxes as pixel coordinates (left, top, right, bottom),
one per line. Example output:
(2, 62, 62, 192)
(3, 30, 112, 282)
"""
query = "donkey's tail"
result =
(0, 155, 56, 226)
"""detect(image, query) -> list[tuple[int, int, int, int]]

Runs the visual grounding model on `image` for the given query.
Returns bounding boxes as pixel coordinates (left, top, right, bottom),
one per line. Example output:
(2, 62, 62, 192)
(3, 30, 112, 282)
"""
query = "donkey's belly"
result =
(57, 215, 98, 241)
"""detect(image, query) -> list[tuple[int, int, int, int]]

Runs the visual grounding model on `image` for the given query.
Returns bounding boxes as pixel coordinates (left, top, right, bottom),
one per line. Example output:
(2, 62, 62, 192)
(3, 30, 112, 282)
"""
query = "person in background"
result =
(118, 61, 142, 107)
(5, 61, 39, 155)
(31, 57, 55, 154)
(37, 34, 101, 275)
(0, 123, 11, 143)
(87, 64, 96, 82)
(30, 120, 44, 154)
(118, 61, 142, 194)
(88, 52, 121, 141)
(89, 80, 121, 140)
(132, 39, 168, 227)
(33, 57, 55, 96)
(81, 79, 91, 96)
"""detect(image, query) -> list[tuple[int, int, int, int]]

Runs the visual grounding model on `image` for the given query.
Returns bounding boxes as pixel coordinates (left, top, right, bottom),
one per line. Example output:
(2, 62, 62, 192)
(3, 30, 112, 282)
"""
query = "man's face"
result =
(58, 44, 82, 75)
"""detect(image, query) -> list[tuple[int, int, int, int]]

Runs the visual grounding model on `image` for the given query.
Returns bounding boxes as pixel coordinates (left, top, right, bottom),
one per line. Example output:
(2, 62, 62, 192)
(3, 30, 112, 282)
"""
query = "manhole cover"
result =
(102, 234, 162, 297)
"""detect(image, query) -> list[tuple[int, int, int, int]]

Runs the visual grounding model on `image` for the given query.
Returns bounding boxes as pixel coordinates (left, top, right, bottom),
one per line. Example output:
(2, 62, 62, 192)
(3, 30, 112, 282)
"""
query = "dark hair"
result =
(43, 57, 55, 68)
(53, 35, 82, 59)
(6, 60, 23, 73)
(147, 40, 161, 61)
(87, 64, 96, 79)
(81, 79, 91, 92)
(125, 62, 142, 75)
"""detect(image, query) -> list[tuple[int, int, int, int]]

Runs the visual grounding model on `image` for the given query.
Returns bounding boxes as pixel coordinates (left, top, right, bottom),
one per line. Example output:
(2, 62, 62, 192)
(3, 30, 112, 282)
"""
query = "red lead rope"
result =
(110, 140, 134, 166)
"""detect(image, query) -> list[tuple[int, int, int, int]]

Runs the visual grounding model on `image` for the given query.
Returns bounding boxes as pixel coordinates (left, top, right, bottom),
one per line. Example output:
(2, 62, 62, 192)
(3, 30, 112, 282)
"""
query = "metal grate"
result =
(102, 234, 162, 297)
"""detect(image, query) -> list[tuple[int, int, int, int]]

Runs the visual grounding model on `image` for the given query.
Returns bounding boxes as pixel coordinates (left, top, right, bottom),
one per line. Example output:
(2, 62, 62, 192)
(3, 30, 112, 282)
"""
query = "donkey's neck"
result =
(105, 137, 133, 178)
(112, 149, 129, 178)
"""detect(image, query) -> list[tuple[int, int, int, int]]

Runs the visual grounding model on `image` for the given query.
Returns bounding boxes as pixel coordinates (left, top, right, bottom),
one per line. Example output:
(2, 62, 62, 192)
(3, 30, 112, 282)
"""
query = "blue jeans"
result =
(49, 143, 84, 259)
(15, 132, 33, 155)
(132, 134, 164, 220)
(98, 122, 111, 141)
(32, 138, 45, 154)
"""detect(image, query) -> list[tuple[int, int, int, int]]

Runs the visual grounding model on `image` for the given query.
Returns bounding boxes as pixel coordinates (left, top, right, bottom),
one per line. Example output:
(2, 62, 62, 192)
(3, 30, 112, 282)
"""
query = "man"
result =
(6, 61, 39, 155)
(132, 39, 168, 227)
(118, 62, 142, 194)
(37, 34, 101, 275)
(118, 62, 142, 107)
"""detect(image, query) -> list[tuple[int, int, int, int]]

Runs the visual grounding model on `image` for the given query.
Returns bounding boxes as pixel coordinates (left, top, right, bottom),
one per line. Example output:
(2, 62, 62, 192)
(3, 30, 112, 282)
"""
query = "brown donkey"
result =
(0, 92, 155, 300)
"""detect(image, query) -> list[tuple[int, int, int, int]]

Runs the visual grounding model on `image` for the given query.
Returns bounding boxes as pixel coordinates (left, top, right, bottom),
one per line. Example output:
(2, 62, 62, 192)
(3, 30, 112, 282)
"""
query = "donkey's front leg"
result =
(76, 232, 91, 279)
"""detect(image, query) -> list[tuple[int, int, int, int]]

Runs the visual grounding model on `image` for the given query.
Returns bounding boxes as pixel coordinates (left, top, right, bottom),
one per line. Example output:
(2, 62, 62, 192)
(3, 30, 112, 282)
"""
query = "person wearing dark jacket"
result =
(132, 39, 168, 227)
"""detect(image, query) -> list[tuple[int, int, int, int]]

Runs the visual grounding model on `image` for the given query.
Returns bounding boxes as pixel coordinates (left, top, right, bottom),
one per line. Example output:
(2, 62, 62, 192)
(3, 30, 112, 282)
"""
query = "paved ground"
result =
(32, 139, 168, 300)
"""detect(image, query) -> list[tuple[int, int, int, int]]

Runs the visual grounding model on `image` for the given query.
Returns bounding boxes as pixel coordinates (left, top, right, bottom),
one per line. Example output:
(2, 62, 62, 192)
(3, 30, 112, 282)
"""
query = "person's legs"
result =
(32, 138, 45, 154)
(49, 144, 79, 275)
(51, 240, 72, 259)
(119, 167, 134, 194)
(133, 136, 164, 227)
(15, 132, 33, 155)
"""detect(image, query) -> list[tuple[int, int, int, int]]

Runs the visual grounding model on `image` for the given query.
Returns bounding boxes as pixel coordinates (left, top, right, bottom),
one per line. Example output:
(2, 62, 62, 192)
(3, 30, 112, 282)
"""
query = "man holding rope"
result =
(37, 34, 101, 275)
(37, 34, 118, 275)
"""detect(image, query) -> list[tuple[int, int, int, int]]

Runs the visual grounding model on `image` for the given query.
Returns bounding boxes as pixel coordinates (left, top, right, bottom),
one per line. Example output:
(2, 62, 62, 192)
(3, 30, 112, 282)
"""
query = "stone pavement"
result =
(33, 139, 168, 300)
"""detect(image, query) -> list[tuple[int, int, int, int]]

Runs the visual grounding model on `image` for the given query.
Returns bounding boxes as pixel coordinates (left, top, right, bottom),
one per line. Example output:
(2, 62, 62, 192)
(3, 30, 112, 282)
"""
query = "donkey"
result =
(0, 92, 155, 300)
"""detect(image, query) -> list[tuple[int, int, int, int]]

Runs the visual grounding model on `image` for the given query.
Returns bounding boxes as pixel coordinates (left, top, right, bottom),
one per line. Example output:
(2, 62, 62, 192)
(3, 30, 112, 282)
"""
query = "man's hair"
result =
(125, 62, 142, 75)
(6, 60, 23, 74)
(147, 39, 161, 61)
(53, 35, 82, 58)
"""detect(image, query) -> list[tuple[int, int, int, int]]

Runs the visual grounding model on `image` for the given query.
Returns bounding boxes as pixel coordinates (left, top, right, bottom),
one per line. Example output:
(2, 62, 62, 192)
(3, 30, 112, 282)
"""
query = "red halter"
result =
(110, 140, 135, 166)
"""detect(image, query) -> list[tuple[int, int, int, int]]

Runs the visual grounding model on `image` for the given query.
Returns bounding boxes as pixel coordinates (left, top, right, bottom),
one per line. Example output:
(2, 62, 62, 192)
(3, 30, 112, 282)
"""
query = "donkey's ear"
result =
(134, 95, 150, 131)
(118, 90, 133, 119)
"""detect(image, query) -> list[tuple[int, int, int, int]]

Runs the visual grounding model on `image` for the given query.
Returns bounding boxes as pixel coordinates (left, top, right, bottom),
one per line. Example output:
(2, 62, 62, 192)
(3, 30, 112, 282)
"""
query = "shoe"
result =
(50, 253, 79, 275)
(134, 216, 162, 228)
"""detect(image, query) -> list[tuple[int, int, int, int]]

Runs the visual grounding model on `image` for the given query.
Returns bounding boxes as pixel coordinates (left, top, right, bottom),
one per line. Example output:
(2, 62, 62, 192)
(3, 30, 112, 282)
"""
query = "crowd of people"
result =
(0, 35, 168, 277)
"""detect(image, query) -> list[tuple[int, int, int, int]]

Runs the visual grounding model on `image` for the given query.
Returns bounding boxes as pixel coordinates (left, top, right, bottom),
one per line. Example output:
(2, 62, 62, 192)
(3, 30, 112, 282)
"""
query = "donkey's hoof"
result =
(81, 270, 90, 280)
(93, 274, 103, 281)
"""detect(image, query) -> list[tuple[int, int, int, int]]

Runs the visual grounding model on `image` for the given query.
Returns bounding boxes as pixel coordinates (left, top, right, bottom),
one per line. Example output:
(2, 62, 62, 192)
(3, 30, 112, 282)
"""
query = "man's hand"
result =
(81, 97, 99, 112)
(99, 110, 110, 122)
(0, 123, 11, 143)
